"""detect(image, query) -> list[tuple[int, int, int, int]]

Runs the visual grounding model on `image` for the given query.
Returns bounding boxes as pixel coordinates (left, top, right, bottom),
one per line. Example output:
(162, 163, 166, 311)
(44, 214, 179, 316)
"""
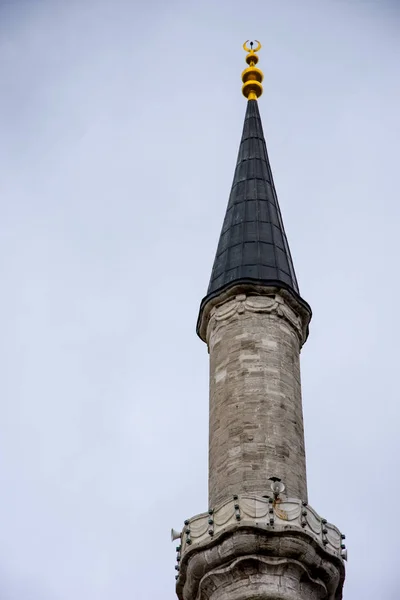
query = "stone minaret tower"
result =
(173, 42, 346, 600)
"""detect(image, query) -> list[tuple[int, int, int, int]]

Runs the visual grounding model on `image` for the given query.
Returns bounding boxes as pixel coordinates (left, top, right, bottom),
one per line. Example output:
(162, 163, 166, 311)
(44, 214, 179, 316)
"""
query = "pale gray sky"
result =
(0, 0, 399, 598)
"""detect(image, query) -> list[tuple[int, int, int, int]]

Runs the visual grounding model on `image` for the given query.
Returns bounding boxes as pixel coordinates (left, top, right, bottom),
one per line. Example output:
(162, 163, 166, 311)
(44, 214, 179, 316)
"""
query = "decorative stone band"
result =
(206, 293, 306, 347)
(197, 284, 312, 344)
(176, 495, 346, 565)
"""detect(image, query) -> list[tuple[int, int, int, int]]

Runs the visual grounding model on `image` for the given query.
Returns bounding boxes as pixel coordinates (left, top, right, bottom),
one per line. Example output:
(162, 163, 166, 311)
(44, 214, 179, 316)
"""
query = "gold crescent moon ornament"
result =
(241, 40, 263, 101)
(243, 40, 262, 53)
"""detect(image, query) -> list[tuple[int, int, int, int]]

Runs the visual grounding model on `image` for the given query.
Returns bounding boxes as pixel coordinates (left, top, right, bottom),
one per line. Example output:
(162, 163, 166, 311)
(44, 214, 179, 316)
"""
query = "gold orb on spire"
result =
(242, 40, 263, 100)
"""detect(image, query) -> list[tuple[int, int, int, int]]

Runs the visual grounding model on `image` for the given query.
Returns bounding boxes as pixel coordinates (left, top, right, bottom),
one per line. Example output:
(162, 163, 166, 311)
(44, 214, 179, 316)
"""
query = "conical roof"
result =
(197, 99, 305, 337)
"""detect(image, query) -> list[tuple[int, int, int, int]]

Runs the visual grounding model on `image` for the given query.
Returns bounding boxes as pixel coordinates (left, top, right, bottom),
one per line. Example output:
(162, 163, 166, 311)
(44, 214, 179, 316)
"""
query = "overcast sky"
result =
(0, 0, 399, 598)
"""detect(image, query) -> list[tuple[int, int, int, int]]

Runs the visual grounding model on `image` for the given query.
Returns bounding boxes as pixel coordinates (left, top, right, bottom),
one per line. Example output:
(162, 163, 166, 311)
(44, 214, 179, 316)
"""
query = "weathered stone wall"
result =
(206, 293, 308, 507)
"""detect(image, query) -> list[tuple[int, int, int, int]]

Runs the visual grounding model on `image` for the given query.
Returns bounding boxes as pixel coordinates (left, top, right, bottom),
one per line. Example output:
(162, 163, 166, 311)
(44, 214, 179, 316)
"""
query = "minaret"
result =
(173, 42, 346, 600)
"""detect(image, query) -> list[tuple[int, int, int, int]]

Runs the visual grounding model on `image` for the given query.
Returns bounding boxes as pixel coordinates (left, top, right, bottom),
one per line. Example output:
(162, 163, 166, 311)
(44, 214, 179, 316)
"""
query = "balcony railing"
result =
(173, 495, 346, 579)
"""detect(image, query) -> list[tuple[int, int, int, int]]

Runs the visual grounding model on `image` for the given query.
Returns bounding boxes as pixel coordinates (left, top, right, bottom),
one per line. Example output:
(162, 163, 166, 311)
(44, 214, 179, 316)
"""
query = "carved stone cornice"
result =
(174, 495, 346, 600)
(197, 283, 312, 345)
(206, 292, 307, 347)
(176, 529, 345, 600)
(196, 554, 328, 600)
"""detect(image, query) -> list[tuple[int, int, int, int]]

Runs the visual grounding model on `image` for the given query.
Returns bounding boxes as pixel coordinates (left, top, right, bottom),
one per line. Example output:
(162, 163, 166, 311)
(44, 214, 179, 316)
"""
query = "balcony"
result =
(173, 495, 346, 574)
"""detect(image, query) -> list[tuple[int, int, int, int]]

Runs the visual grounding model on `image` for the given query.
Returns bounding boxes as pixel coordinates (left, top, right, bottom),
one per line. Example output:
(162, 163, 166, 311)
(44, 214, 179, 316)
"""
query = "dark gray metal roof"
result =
(198, 99, 302, 315)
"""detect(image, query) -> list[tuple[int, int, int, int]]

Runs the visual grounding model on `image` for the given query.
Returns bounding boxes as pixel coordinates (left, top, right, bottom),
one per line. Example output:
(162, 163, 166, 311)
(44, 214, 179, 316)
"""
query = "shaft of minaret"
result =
(200, 292, 310, 507)
(173, 42, 346, 600)
(197, 41, 312, 507)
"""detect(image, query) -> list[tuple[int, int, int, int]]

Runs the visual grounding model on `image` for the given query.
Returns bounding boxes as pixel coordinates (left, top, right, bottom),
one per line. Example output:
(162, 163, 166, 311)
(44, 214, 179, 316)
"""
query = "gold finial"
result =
(242, 40, 263, 100)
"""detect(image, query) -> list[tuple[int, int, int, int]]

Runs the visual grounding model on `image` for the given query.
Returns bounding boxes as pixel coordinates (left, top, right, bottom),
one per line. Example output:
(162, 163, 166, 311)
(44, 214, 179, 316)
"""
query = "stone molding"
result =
(196, 554, 328, 600)
(174, 496, 346, 600)
(197, 284, 312, 344)
(206, 293, 306, 347)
